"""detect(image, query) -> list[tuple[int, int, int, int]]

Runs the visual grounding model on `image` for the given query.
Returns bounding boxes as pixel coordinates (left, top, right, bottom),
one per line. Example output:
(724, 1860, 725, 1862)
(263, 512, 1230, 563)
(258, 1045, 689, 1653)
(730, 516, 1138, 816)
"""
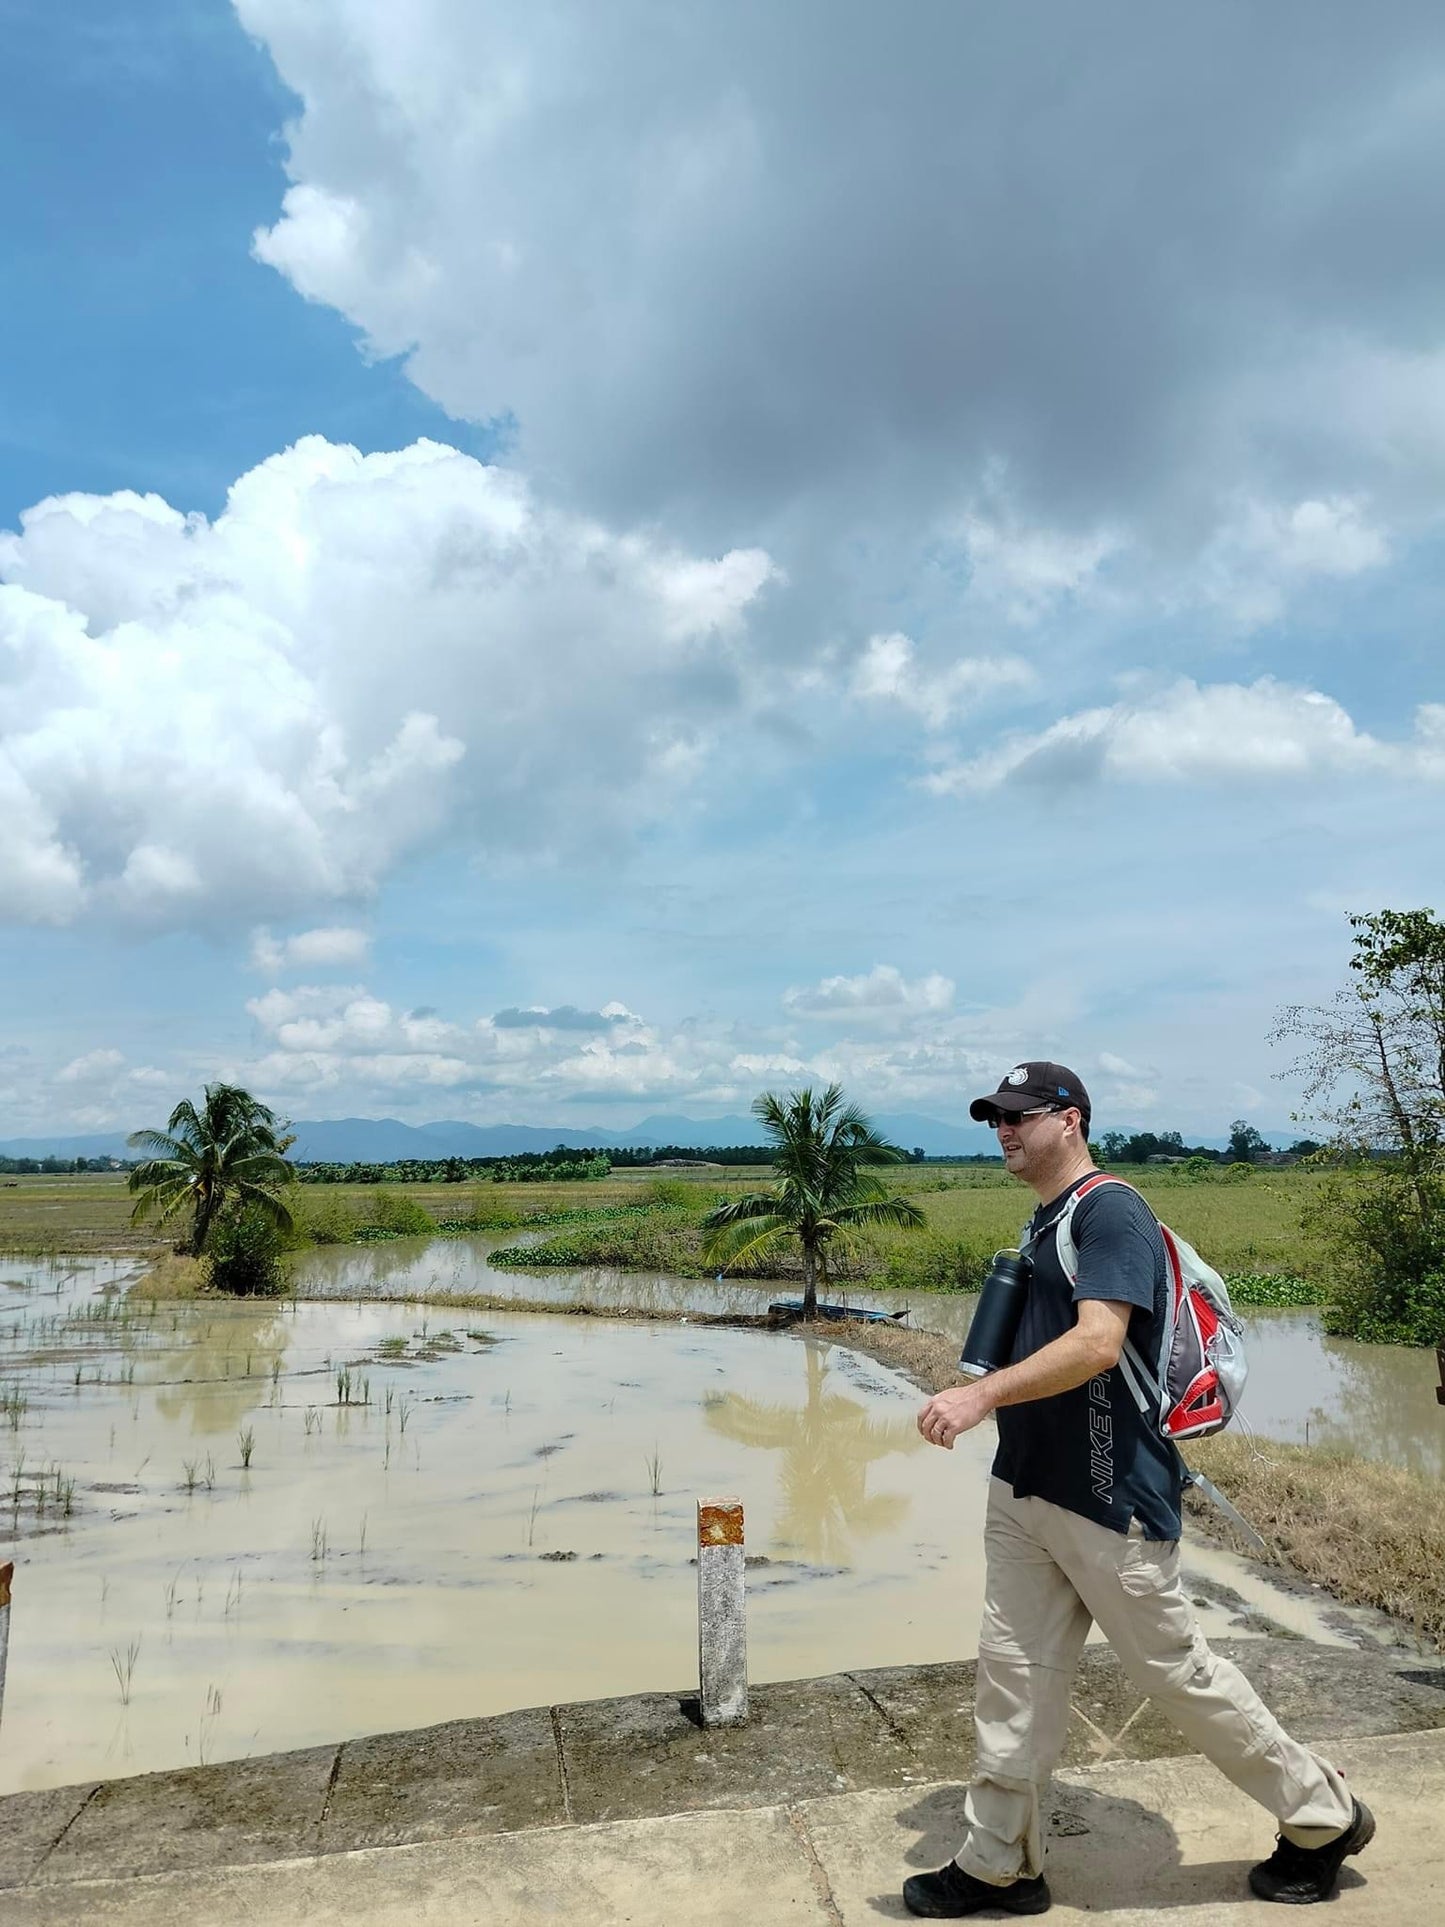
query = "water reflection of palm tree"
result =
(703, 1343, 917, 1563)
(149, 1305, 291, 1436)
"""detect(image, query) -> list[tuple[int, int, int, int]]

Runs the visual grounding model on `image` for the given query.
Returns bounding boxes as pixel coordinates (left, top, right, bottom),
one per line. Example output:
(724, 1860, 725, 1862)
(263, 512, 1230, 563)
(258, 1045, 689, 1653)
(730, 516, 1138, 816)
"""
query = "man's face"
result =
(995, 1106, 1073, 1180)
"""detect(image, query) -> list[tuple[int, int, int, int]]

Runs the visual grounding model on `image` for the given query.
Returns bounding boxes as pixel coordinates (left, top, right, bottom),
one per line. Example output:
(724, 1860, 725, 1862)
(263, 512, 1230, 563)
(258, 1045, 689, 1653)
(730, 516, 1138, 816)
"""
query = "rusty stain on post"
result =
(698, 1501, 744, 1547)
(0, 1562, 12, 1610)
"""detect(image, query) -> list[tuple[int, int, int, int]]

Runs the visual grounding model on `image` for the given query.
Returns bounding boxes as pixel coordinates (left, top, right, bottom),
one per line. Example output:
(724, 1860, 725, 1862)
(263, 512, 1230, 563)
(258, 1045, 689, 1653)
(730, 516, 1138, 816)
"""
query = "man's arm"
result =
(916, 1299, 1132, 1450)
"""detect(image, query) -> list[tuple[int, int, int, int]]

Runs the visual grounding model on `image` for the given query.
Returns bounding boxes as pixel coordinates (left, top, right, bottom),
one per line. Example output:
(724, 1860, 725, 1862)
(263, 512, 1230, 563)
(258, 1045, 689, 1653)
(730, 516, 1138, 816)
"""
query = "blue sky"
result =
(2, 1, 1443, 1141)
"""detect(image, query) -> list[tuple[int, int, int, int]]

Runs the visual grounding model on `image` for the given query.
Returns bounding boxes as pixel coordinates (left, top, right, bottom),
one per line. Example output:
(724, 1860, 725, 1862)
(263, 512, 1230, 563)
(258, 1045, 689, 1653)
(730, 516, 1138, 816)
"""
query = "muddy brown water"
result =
(298, 1235, 1445, 1480)
(0, 1246, 1433, 1793)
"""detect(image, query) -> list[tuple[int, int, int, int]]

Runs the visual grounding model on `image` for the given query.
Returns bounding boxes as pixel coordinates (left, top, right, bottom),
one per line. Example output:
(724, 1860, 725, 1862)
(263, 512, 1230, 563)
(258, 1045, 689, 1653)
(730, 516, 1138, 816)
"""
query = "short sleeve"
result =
(1070, 1186, 1163, 1315)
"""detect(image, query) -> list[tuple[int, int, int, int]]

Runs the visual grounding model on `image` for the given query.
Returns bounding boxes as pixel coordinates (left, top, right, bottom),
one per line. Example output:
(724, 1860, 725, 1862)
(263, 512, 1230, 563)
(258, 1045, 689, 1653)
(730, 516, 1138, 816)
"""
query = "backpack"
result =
(1050, 1174, 1248, 1441)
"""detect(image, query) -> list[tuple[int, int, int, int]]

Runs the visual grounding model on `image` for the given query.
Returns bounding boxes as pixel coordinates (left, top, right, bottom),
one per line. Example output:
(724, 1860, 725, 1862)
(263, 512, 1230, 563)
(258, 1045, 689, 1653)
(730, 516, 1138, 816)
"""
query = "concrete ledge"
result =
(2, 1728, 1442, 1926)
(2, 1642, 1443, 1890)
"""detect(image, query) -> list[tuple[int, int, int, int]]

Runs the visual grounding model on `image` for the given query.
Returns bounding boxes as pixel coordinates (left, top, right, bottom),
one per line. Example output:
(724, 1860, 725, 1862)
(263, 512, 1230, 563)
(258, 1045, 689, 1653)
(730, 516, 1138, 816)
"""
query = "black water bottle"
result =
(958, 1249, 1031, 1378)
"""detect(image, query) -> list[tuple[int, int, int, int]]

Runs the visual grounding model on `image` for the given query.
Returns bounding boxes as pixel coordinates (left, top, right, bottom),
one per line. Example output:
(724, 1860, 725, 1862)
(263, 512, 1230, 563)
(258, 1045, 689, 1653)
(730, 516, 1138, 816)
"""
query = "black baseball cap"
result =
(969, 1061, 1091, 1128)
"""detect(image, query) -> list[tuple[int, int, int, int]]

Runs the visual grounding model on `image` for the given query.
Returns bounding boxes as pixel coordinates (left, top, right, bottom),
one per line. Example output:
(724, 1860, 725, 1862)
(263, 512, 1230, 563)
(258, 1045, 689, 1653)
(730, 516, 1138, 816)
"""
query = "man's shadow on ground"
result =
(862, 1784, 1367, 1916)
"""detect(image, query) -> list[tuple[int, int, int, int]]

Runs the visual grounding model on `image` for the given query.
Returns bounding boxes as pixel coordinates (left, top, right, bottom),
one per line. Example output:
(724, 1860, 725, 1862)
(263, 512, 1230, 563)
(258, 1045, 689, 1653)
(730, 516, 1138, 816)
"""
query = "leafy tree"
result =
(700, 1085, 925, 1318)
(1275, 909, 1445, 1344)
(1226, 1119, 1269, 1164)
(127, 1084, 295, 1256)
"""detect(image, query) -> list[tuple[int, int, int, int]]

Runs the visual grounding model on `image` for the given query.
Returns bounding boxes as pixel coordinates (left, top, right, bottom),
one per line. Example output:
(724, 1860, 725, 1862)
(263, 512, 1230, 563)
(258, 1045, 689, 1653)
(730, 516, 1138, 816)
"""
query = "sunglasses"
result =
(983, 1104, 1060, 1130)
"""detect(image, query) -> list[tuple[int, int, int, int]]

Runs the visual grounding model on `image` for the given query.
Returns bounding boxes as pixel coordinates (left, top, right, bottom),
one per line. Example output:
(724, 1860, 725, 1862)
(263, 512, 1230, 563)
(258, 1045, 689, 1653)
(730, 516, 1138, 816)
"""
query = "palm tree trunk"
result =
(191, 1185, 218, 1257)
(801, 1241, 818, 1321)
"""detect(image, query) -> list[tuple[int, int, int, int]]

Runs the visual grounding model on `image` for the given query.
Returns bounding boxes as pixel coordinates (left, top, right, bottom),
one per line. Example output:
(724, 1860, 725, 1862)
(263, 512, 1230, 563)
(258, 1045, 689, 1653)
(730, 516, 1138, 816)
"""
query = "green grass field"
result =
(0, 1163, 1330, 1299)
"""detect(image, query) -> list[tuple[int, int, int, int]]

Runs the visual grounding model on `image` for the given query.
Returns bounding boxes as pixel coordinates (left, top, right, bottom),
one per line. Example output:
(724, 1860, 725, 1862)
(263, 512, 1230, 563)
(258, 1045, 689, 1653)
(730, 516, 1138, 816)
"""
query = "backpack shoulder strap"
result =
(1049, 1172, 1139, 1269)
(1051, 1173, 1165, 1419)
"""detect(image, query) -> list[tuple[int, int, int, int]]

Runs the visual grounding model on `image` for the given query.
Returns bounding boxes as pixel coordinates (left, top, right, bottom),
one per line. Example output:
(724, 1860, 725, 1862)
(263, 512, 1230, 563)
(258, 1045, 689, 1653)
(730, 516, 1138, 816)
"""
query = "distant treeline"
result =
(292, 1142, 784, 1184)
(1095, 1129, 1322, 1164)
(0, 1155, 122, 1175)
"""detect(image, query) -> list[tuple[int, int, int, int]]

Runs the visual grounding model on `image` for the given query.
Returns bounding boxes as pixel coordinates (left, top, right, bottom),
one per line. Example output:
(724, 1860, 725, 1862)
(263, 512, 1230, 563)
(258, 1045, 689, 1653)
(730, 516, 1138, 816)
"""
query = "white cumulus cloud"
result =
(930, 679, 1445, 793)
(251, 926, 372, 974)
(0, 438, 778, 931)
(851, 634, 1034, 731)
(783, 964, 955, 1020)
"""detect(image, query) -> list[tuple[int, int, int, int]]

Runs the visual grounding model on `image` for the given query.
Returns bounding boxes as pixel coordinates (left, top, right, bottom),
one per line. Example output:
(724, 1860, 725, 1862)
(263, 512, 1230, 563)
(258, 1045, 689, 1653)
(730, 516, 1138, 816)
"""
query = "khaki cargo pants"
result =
(957, 1477, 1355, 1885)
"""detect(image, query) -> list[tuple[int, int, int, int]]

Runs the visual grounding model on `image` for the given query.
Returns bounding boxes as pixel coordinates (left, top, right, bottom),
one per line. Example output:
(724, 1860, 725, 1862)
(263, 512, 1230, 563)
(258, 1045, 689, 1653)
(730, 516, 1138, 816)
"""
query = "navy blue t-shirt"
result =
(991, 1174, 1183, 1539)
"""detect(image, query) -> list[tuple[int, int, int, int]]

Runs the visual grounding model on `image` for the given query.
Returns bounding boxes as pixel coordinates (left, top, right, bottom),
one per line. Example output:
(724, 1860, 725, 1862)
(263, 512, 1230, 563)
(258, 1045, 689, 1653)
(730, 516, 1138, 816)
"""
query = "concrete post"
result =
(697, 1498, 747, 1726)
(0, 1561, 11, 1736)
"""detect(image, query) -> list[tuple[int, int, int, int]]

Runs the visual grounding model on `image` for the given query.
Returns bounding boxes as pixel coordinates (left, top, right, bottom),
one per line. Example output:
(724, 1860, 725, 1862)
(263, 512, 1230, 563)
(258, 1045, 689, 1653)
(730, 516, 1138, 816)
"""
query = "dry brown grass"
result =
(128, 1253, 211, 1299)
(818, 1315, 1443, 1647)
(1189, 1431, 1445, 1647)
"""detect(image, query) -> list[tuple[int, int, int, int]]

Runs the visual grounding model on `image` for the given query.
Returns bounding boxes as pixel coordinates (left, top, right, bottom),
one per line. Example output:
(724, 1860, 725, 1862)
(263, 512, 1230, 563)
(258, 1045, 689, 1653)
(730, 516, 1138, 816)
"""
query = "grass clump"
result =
(356, 1191, 438, 1240)
(877, 1230, 994, 1294)
(1223, 1271, 1322, 1309)
(128, 1253, 210, 1300)
(492, 1205, 706, 1273)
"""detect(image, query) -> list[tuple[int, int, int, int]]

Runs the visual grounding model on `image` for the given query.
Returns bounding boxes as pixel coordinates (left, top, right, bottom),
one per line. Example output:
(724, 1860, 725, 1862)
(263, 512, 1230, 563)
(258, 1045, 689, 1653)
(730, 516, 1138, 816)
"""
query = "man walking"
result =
(904, 1062, 1372, 1916)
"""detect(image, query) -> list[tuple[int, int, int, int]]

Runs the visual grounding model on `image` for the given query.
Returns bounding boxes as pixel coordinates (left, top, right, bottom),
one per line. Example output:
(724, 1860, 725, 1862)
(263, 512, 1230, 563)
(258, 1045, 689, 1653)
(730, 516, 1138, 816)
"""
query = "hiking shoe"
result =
(902, 1860, 1051, 1917)
(1248, 1798, 1376, 1904)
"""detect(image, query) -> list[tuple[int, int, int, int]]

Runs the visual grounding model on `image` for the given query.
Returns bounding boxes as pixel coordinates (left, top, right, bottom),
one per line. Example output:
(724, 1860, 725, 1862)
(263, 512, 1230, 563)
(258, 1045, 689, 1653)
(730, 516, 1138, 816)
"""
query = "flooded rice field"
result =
(300, 1235, 1445, 1480)
(0, 1249, 1427, 1793)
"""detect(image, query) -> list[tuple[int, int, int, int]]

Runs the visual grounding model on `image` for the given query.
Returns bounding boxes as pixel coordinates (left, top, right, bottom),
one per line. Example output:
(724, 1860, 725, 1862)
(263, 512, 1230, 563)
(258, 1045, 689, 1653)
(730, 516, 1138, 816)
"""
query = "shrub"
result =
(364, 1191, 437, 1237)
(207, 1206, 289, 1297)
(1307, 1164, 1445, 1345)
(1221, 1162, 1255, 1183)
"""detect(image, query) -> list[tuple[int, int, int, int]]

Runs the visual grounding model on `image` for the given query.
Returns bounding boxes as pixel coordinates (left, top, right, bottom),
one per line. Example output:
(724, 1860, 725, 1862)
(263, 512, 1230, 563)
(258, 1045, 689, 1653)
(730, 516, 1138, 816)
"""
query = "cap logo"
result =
(1005, 1066, 1029, 1086)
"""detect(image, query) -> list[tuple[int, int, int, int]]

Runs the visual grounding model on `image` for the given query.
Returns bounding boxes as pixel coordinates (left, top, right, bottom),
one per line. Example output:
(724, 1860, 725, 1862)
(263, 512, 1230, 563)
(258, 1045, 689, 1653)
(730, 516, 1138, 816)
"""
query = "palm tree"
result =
(701, 1084, 925, 1318)
(127, 1084, 295, 1255)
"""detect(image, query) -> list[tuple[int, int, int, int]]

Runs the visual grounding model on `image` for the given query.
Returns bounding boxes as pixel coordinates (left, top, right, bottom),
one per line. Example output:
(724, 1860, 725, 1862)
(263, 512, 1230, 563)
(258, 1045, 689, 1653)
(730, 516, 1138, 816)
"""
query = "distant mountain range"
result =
(0, 1109, 998, 1163)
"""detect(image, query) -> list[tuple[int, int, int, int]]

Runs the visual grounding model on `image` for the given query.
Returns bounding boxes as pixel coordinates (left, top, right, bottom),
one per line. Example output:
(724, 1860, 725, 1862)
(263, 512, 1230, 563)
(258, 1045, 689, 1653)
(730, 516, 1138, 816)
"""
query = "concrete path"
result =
(4, 1728, 1440, 1926)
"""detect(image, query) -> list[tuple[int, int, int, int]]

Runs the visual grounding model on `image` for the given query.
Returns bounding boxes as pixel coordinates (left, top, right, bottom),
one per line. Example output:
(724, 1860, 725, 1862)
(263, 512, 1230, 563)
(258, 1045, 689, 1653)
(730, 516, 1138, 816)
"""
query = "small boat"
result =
(767, 1300, 910, 1325)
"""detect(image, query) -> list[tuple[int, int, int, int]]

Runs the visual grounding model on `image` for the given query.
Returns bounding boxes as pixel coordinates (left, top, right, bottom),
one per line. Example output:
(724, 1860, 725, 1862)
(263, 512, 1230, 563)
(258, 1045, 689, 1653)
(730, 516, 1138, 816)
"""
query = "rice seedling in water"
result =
(181, 1458, 199, 1495)
(164, 1571, 182, 1618)
(397, 1397, 413, 1434)
(645, 1445, 663, 1496)
(526, 1485, 542, 1548)
(110, 1637, 141, 1706)
(359, 1511, 368, 1555)
(335, 1366, 352, 1405)
(224, 1568, 243, 1616)
(203, 1452, 216, 1492)
(311, 1517, 329, 1562)
(198, 1682, 224, 1764)
(303, 1406, 321, 1436)
(238, 1426, 255, 1470)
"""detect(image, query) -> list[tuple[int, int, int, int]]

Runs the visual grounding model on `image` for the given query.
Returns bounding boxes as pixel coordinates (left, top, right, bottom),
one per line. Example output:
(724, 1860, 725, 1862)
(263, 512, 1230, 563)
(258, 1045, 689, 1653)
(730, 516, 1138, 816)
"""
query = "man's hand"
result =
(917, 1380, 996, 1450)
